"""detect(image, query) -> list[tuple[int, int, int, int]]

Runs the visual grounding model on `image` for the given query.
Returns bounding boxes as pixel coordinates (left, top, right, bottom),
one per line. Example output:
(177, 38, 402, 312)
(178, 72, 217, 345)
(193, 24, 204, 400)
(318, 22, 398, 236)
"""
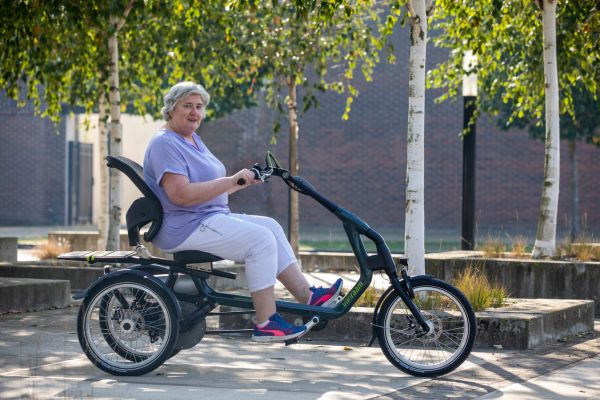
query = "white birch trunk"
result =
(532, 0, 560, 258)
(106, 2, 134, 250)
(404, 0, 428, 275)
(97, 90, 109, 250)
(106, 18, 122, 251)
(287, 75, 300, 255)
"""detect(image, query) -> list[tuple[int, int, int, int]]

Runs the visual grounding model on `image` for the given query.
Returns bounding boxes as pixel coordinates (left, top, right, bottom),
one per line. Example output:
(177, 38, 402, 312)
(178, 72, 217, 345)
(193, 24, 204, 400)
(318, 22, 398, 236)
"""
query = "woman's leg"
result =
(250, 286, 276, 324)
(276, 263, 311, 304)
(230, 214, 312, 303)
(168, 213, 279, 323)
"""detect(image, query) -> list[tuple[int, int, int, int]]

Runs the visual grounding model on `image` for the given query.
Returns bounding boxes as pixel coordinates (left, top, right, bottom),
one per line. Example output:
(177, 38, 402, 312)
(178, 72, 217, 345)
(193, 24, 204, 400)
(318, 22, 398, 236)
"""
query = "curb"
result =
(218, 298, 595, 350)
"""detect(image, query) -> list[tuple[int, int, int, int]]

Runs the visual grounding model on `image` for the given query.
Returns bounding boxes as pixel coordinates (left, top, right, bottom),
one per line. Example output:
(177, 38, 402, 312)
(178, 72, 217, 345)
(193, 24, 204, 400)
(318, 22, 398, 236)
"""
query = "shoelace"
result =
(270, 313, 289, 327)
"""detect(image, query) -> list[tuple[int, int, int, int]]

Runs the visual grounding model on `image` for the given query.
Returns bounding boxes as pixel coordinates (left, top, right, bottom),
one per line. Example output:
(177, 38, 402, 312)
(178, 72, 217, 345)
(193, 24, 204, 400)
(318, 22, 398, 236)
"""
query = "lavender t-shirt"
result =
(143, 128, 230, 250)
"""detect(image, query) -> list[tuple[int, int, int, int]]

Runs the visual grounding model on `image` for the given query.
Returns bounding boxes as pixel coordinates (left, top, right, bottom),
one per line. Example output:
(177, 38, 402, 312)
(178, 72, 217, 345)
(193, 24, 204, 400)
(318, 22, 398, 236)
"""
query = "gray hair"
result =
(161, 81, 210, 121)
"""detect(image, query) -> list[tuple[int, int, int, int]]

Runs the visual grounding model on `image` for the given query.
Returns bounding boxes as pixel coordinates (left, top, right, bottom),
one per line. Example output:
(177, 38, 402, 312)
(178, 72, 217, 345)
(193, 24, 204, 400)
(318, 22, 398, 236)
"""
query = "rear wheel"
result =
(77, 275, 179, 376)
(376, 277, 476, 377)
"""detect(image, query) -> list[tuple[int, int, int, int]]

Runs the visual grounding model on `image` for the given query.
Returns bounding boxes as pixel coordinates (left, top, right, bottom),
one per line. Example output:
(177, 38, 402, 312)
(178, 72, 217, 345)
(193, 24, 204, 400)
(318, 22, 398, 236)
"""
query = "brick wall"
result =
(0, 93, 67, 225)
(1, 28, 598, 236)
(199, 30, 600, 238)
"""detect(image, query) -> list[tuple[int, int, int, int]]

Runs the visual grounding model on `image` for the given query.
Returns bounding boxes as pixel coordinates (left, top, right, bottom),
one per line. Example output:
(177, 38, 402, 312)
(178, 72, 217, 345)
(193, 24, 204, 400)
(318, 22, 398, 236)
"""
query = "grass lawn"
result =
(299, 227, 463, 253)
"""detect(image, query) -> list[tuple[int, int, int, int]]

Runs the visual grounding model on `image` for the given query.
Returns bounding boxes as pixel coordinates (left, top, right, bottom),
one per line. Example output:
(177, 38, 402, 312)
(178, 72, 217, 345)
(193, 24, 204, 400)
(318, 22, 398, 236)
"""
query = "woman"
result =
(143, 81, 343, 342)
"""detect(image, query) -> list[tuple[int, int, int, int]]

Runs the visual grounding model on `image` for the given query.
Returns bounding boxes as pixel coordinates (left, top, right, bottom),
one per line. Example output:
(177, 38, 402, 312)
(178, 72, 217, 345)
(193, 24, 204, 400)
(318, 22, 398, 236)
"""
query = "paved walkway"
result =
(0, 306, 598, 399)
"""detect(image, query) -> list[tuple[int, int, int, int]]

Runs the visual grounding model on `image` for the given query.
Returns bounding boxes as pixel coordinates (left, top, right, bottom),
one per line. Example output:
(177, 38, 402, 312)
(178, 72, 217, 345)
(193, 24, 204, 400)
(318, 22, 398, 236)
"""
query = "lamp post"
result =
(462, 51, 477, 250)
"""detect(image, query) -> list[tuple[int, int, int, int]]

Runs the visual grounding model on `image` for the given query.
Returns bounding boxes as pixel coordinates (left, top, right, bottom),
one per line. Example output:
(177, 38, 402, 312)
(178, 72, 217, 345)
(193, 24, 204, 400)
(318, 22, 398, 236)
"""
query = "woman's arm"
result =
(161, 169, 257, 207)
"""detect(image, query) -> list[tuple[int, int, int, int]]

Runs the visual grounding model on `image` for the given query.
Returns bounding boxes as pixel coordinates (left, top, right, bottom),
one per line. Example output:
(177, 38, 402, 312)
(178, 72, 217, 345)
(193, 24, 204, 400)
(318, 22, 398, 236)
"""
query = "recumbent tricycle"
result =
(59, 151, 476, 377)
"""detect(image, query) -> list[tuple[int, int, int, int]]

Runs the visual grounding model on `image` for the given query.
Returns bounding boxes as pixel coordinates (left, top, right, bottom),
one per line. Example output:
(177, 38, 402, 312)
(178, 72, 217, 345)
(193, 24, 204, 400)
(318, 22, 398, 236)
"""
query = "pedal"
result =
(285, 315, 320, 346)
(328, 291, 346, 307)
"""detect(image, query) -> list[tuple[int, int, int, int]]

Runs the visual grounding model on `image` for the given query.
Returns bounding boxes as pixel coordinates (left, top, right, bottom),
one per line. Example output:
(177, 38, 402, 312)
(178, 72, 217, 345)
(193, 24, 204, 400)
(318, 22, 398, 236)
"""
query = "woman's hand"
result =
(228, 168, 261, 194)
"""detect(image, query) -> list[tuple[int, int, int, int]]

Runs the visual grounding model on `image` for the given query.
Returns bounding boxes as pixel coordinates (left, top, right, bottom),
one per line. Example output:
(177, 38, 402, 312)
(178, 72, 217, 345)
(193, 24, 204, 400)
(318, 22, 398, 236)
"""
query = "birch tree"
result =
(529, 0, 560, 257)
(429, 0, 599, 257)
(229, 1, 398, 253)
(1, 0, 269, 250)
(106, 0, 135, 251)
(404, 0, 434, 275)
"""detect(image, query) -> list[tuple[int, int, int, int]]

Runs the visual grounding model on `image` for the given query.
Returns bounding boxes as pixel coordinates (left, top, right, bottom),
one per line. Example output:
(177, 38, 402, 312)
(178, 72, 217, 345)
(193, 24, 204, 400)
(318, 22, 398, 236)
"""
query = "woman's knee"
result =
(246, 226, 277, 259)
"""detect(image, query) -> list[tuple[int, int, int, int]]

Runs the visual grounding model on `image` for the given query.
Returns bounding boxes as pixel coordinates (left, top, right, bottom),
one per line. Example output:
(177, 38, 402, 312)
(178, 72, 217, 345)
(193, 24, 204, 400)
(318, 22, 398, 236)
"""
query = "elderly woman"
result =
(143, 81, 343, 342)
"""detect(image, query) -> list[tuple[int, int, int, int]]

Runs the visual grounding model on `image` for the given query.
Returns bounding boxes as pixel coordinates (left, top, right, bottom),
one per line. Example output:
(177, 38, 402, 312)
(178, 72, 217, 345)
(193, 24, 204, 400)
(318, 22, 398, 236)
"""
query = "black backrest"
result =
(106, 155, 163, 245)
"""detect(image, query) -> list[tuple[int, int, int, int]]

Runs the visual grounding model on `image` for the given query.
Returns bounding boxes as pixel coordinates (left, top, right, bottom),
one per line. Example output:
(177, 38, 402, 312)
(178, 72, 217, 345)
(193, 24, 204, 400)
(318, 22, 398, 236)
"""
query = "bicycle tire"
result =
(77, 275, 179, 376)
(376, 276, 476, 377)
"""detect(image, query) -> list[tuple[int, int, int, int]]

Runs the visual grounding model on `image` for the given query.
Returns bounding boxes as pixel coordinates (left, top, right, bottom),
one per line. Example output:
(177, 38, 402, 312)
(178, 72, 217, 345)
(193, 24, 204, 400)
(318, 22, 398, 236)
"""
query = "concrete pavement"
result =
(0, 305, 598, 399)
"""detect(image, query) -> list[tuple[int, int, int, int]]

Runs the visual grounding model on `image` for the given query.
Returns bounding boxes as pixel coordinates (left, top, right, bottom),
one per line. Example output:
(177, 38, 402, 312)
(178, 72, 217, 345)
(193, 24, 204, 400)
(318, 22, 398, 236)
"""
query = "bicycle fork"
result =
(367, 269, 431, 339)
(389, 271, 432, 335)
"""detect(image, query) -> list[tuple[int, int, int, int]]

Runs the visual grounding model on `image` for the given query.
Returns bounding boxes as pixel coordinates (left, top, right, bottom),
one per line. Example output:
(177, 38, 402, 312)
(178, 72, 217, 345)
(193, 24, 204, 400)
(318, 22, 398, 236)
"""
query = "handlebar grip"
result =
(237, 178, 246, 185)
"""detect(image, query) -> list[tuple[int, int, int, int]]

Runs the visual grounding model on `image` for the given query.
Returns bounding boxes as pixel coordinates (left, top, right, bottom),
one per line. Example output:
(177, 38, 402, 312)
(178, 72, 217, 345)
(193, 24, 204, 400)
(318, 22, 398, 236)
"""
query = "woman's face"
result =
(168, 94, 204, 136)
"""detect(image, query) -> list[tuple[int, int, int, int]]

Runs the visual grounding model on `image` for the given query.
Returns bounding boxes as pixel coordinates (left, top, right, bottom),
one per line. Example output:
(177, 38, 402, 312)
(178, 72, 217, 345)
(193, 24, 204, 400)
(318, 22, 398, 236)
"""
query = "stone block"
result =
(217, 298, 595, 350)
(0, 277, 71, 313)
(0, 264, 103, 291)
(0, 237, 18, 263)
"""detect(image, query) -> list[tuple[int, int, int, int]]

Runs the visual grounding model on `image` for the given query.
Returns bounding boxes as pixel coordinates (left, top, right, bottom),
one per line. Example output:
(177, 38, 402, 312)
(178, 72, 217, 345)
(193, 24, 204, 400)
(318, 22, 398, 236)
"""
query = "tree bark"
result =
(106, 1, 135, 251)
(97, 90, 109, 250)
(404, 0, 428, 275)
(569, 138, 580, 241)
(532, 0, 560, 258)
(287, 75, 300, 255)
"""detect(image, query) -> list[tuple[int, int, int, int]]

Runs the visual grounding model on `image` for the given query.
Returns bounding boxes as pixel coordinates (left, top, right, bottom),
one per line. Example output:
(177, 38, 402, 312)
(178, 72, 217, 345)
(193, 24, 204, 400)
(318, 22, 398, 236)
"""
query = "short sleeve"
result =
(145, 135, 189, 185)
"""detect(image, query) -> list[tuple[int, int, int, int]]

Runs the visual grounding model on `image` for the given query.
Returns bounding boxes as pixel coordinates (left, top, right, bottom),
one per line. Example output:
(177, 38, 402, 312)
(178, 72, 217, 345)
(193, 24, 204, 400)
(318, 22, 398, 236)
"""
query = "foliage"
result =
(354, 285, 384, 307)
(555, 237, 600, 261)
(478, 235, 506, 258)
(226, 0, 403, 131)
(453, 266, 508, 312)
(508, 235, 529, 258)
(35, 238, 72, 260)
(428, 0, 600, 129)
(495, 83, 600, 146)
(0, 1, 264, 125)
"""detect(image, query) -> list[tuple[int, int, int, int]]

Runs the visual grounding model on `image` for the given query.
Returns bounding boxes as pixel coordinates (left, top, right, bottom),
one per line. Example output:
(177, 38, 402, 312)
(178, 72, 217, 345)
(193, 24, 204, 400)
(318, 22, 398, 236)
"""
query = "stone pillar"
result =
(0, 237, 18, 263)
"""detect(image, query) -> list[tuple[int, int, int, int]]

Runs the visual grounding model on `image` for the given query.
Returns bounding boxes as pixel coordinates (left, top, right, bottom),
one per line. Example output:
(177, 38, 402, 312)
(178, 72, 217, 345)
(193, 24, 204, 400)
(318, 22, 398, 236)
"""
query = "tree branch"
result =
(407, 0, 416, 18)
(114, 0, 136, 32)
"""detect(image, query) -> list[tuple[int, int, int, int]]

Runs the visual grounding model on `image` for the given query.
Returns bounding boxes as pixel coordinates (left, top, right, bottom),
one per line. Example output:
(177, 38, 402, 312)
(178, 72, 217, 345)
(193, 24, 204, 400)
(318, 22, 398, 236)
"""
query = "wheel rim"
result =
(84, 283, 172, 370)
(383, 286, 470, 371)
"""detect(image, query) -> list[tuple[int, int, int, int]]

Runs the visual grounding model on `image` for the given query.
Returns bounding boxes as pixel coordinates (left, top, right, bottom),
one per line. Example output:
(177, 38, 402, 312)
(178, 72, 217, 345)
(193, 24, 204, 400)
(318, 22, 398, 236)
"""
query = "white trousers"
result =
(168, 213, 297, 292)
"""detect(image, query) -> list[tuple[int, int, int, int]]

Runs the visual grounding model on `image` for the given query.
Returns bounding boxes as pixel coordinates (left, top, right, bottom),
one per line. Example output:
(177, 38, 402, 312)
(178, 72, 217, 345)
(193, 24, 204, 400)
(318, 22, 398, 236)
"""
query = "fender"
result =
(73, 267, 182, 320)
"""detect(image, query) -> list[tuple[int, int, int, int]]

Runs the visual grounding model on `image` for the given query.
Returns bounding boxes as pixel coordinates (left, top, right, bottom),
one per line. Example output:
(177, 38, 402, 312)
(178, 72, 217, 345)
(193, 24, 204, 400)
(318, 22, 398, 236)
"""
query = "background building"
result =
(1, 28, 598, 245)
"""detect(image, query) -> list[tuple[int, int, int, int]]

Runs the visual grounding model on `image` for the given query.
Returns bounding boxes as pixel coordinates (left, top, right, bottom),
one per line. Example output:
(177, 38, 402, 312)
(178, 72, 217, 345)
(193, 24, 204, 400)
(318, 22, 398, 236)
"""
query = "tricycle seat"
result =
(173, 250, 223, 264)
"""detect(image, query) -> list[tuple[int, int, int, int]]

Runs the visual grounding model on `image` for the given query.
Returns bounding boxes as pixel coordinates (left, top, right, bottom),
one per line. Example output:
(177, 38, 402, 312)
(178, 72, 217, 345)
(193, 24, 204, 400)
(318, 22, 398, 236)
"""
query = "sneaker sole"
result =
(251, 329, 307, 343)
(319, 281, 344, 308)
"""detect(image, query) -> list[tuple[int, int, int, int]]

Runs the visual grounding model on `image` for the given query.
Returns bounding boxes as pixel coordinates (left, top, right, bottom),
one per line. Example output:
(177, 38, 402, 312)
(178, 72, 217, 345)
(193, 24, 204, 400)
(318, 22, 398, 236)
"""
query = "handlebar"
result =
(244, 151, 398, 276)
(236, 164, 274, 186)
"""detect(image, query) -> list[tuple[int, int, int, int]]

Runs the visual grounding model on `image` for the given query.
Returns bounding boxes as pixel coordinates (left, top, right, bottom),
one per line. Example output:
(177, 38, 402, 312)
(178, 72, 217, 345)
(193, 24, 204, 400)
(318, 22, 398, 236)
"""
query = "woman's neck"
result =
(165, 123, 195, 142)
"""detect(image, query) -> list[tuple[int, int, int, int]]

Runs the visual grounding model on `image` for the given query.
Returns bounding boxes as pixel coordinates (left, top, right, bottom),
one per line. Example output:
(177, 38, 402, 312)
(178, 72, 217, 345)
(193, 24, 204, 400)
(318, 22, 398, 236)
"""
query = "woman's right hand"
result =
(229, 169, 260, 194)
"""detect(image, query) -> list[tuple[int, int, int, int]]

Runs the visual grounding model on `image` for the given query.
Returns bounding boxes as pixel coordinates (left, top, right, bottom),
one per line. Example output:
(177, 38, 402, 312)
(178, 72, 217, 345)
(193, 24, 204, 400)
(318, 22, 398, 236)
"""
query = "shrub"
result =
(34, 238, 71, 260)
(555, 235, 600, 261)
(453, 266, 508, 312)
(354, 286, 383, 307)
(478, 236, 506, 258)
(508, 235, 529, 258)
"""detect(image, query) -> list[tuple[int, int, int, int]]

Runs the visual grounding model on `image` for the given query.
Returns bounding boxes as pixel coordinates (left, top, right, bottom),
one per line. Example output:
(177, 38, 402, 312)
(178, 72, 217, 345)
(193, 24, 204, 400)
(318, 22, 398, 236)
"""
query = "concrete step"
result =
(0, 264, 103, 291)
(217, 298, 595, 350)
(0, 277, 71, 313)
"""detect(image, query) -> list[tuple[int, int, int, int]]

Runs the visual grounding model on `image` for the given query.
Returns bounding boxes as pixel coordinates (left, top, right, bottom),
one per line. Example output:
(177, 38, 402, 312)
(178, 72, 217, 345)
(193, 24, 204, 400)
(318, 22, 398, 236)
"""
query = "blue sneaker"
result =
(308, 278, 344, 307)
(252, 313, 307, 342)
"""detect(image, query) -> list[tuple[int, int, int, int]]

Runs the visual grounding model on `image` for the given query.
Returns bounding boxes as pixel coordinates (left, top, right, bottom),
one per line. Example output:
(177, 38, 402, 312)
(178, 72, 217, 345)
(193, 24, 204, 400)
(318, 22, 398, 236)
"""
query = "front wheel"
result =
(376, 277, 476, 377)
